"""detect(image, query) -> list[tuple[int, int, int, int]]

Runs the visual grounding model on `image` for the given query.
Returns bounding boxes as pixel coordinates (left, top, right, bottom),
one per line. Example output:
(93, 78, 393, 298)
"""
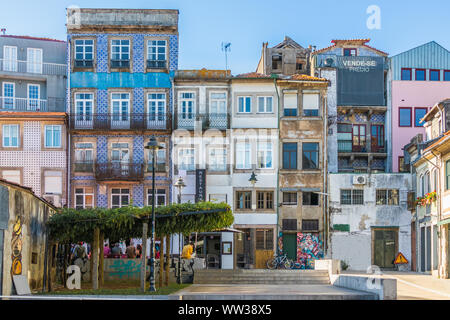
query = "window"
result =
(3, 46, 17, 72)
(302, 219, 319, 231)
(283, 93, 297, 116)
(302, 192, 319, 206)
(236, 142, 251, 169)
(44, 171, 62, 194)
(75, 93, 94, 123)
(27, 48, 42, 74)
(3, 124, 19, 147)
(256, 229, 273, 250)
(429, 69, 440, 81)
(415, 69, 426, 81)
(210, 92, 227, 114)
(148, 142, 166, 171)
(2, 82, 15, 109)
(302, 142, 319, 169)
(446, 160, 450, 190)
(147, 40, 167, 68)
(74, 143, 94, 172)
(303, 93, 319, 117)
(376, 189, 399, 205)
(111, 143, 129, 163)
(2, 170, 21, 184)
(111, 93, 130, 127)
(179, 92, 195, 119)
(257, 96, 273, 113)
(272, 54, 281, 69)
(352, 125, 366, 151)
(399, 107, 412, 127)
(340, 189, 364, 205)
(283, 192, 297, 205)
(444, 70, 450, 81)
(398, 156, 406, 172)
(343, 48, 357, 56)
(257, 191, 273, 210)
(209, 194, 227, 203)
(282, 219, 297, 231)
(45, 125, 61, 148)
(209, 147, 227, 171)
(27, 84, 40, 110)
(238, 96, 251, 113)
(371, 125, 384, 152)
(74, 39, 94, 67)
(178, 148, 195, 171)
(111, 39, 130, 68)
(401, 68, 412, 80)
(257, 142, 272, 169)
(111, 188, 129, 208)
(414, 108, 427, 127)
(283, 142, 297, 169)
(148, 93, 166, 123)
(147, 189, 166, 207)
(75, 187, 94, 209)
(337, 123, 352, 152)
(236, 191, 252, 210)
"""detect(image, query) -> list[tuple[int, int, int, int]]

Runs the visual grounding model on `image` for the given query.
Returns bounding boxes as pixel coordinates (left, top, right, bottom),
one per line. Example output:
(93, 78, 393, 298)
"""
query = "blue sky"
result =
(1, 0, 449, 74)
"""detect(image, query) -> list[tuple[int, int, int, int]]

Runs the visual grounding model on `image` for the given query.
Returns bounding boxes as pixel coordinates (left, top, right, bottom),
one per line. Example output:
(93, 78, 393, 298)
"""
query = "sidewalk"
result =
(342, 270, 450, 300)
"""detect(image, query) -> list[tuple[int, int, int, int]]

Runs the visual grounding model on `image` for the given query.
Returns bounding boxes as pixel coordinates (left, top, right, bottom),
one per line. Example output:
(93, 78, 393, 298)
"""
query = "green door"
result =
(374, 230, 397, 268)
(283, 233, 297, 261)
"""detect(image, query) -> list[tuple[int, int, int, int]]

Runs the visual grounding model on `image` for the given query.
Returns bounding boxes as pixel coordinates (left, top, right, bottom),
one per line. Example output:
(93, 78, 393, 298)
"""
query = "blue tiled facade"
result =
(69, 29, 177, 209)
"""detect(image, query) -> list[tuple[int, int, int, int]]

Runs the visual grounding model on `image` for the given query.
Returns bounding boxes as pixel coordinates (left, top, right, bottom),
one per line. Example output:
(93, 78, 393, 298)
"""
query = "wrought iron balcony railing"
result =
(74, 59, 94, 68)
(110, 59, 130, 68)
(95, 162, 144, 181)
(337, 140, 387, 153)
(146, 163, 167, 172)
(73, 161, 94, 173)
(0, 59, 66, 76)
(176, 113, 229, 130)
(69, 113, 171, 130)
(147, 60, 167, 69)
(0, 96, 47, 111)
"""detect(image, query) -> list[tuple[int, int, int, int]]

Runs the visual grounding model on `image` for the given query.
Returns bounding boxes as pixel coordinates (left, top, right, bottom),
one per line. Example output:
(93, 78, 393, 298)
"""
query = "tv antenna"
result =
(1, 28, 6, 35)
(221, 42, 231, 71)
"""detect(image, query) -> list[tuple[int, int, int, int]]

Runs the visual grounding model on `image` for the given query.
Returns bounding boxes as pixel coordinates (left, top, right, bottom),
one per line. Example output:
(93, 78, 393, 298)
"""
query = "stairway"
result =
(193, 269, 330, 285)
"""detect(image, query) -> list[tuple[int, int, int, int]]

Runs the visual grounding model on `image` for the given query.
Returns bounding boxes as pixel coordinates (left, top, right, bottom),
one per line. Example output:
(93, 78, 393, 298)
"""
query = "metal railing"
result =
(0, 96, 47, 111)
(176, 113, 229, 130)
(337, 140, 387, 153)
(69, 113, 171, 130)
(74, 59, 94, 68)
(146, 163, 167, 172)
(0, 59, 66, 76)
(147, 60, 167, 69)
(110, 60, 130, 68)
(95, 162, 144, 181)
(73, 161, 94, 173)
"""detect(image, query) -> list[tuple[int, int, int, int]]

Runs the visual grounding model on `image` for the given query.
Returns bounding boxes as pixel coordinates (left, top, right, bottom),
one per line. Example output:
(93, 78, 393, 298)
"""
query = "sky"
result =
(1, 0, 449, 75)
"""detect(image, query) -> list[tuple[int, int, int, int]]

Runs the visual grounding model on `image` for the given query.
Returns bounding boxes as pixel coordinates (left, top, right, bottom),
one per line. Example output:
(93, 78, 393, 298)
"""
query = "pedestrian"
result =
(136, 244, 142, 259)
(103, 243, 111, 258)
(111, 242, 121, 257)
(126, 239, 136, 258)
(181, 242, 194, 259)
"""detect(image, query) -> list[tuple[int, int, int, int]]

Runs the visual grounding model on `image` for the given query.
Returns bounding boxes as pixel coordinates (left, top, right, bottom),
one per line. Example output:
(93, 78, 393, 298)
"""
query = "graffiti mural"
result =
(11, 215, 23, 275)
(295, 233, 323, 269)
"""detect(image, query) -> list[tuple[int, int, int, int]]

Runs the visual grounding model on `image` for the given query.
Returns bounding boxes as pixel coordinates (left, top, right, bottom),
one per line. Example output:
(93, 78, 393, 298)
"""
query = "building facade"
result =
(0, 35, 67, 207)
(389, 41, 450, 173)
(67, 8, 178, 210)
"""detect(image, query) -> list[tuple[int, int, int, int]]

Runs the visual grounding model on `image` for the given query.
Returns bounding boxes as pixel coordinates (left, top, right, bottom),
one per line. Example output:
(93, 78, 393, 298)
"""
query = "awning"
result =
(212, 227, 245, 233)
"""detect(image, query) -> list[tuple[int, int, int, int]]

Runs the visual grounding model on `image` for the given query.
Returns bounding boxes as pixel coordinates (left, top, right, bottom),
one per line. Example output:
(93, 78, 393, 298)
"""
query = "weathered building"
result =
(0, 178, 57, 295)
(66, 8, 178, 210)
(0, 35, 67, 207)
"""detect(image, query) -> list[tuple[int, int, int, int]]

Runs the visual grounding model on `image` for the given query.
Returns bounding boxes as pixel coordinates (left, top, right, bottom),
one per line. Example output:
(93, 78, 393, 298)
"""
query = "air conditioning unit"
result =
(43, 194, 61, 207)
(353, 175, 366, 185)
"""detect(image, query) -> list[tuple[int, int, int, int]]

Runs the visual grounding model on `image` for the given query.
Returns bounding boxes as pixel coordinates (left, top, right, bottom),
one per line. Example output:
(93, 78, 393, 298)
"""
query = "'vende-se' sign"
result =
(337, 56, 383, 72)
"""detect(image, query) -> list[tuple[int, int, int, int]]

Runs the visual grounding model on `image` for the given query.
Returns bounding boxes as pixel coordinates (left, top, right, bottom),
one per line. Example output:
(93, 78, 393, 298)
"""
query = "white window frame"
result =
(75, 92, 94, 121)
(2, 124, 19, 147)
(147, 189, 167, 207)
(27, 83, 40, 110)
(209, 147, 227, 171)
(111, 92, 130, 125)
(75, 143, 94, 163)
(111, 39, 130, 62)
(302, 93, 320, 117)
(44, 171, 62, 195)
(2, 82, 15, 109)
(75, 187, 94, 209)
(3, 46, 18, 72)
(236, 142, 251, 169)
(147, 40, 167, 62)
(257, 96, 273, 113)
(27, 48, 43, 74)
(74, 39, 94, 64)
(238, 96, 251, 113)
(111, 143, 130, 163)
(111, 188, 130, 209)
(44, 125, 62, 148)
(179, 92, 195, 119)
(2, 170, 21, 185)
(178, 147, 195, 171)
(147, 93, 166, 118)
(210, 92, 227, 114)
(257, 141, 273, 169)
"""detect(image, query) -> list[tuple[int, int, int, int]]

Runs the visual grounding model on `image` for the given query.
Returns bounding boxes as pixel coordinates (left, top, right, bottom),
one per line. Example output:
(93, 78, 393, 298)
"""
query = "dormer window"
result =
(111, 39, 130, 68)
(147, 40, 167, 69)
(343, 48, 357, 56)
(272, 54, 282, 69)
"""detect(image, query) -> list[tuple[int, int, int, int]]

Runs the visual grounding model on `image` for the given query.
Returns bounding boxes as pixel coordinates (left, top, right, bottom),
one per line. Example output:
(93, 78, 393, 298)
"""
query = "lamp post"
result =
(249, 171, 258, 186)
(174, 176, 186, 284)
(144, 136, 163, 292)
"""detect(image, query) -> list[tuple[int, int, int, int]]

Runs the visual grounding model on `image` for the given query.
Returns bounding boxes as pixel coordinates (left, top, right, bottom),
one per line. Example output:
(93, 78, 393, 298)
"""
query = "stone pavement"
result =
(343, 270, 450, 300)
(168, 284, 376, 300)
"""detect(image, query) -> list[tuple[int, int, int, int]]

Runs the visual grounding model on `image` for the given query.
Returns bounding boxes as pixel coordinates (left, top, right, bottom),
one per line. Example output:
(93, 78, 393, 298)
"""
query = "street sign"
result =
(394, 252, 408, 264)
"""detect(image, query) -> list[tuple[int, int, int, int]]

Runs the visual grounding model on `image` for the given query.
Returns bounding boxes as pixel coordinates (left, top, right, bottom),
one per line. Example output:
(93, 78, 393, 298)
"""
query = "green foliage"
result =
(47, 201, 233, 244)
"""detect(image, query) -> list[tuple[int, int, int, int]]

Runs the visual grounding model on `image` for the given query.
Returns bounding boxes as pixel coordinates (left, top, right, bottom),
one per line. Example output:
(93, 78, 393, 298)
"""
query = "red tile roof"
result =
(290, 74, 328, 82)
(0, 35, 66, 43)
(312, 39, 388, 56)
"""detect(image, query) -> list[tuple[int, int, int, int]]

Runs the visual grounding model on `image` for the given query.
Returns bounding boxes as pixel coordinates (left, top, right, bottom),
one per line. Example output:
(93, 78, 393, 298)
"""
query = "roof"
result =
(390, 41, 450, 58)
(0, 178, 57, 210)
(175, 69, 231, 79)
(272, 36, 305, 50)
(234, 72, 272, 79)
(421, 98, 450, 123)
(289, 74, 328, 82)
(423, 131, 450, 153)
(312, 38, 388, 56)
(0, 34, 66, 43)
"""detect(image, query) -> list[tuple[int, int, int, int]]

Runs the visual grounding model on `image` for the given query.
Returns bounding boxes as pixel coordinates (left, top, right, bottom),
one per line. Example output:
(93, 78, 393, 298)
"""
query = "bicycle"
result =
(266, 253, 293, 269)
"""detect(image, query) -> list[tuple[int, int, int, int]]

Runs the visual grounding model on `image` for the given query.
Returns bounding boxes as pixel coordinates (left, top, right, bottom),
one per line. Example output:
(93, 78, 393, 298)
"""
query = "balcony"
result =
(337, 140, 387, 154)
(0, 97, 48, 111)
(69, 113, 171, 130)
(146, 163, 167, 172)
(73, 161, 94, 173)
(176, 113, 229, 130)
(74, 59, 94, 68)
(95, 162, 144, 181)
(147, 60, 167, 69)
(0, 59, 66, 76)
(110, 60, 130, 68)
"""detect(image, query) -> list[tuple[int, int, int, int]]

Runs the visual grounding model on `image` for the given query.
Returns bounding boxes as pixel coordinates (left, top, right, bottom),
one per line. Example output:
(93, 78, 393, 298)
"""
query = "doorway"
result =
(282, 233, 297, 262)
(373, 229, 398, 269)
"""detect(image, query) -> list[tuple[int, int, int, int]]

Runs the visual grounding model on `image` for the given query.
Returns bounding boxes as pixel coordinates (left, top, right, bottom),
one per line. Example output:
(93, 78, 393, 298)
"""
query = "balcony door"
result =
(352, 124, 366, 152)
(75, 93, 93, 128)
(74, 143, 94, 172)
(371, 125, 384, 152)
(3, 46, 17, 72)
(147, 93, 166, 129)
(111, 143, 130, 176)
(179, 92, 195, 128)
(27, 84, 40, 110)
(111, 93, 130, 129)
(2, 82, 15, 109)
(209, 92, 227, 128)
(27, 48, 43, 74)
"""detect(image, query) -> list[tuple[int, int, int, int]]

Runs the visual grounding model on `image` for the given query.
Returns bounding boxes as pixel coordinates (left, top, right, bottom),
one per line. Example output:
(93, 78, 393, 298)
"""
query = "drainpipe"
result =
(323, 94, 328, 256)
(272, 74, 280, 255)
(67, 40, 71, 208)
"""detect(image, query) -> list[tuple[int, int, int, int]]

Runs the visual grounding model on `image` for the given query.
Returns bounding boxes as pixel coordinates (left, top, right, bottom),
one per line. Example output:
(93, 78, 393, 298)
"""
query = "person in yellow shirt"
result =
(181, 242, 194, 259)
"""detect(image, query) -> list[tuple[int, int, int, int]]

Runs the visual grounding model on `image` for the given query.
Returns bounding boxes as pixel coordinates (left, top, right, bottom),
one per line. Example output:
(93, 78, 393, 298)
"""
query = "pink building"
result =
(390, 41, 450, 172)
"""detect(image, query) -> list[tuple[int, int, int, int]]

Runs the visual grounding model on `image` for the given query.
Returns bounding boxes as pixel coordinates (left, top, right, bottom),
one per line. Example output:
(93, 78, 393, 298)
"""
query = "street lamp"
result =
(144, 136, 163, 292)
(249, 171, 258, 186)
(174, 176, 186, 284)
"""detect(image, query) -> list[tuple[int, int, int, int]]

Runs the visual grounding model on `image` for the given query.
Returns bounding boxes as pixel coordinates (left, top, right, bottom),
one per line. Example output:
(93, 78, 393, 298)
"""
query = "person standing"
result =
(126, 239, 136, 258)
